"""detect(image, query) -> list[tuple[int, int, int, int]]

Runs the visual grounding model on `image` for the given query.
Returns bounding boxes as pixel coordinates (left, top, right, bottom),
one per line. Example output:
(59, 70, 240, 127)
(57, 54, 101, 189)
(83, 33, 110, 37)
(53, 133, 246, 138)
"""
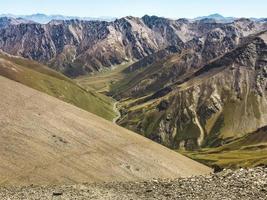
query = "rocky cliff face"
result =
(0, 16, 264, 76)
(116, 31, 267, 150)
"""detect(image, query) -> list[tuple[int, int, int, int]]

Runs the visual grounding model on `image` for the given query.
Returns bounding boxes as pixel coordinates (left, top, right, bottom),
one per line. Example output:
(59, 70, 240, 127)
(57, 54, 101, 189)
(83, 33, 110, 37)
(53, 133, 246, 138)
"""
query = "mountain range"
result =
(1, 13, 265, 24)
(0, 13, 116, 24)
(0, 15, 266, 77)
(0, 14, 266, 170)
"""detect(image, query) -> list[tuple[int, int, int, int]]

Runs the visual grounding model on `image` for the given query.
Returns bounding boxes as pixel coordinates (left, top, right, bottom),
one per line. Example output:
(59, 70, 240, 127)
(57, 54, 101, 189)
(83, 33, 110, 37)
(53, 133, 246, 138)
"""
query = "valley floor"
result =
(181, 148, 267, 169)
(1, 167, 266, 200)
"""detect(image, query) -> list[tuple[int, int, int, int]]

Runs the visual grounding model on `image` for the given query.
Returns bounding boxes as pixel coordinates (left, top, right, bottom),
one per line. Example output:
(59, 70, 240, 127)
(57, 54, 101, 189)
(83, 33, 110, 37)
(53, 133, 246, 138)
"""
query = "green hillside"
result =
(181, 126, 267, 169)
(76, 62, 133, 94)
(0, 52, 116, 121)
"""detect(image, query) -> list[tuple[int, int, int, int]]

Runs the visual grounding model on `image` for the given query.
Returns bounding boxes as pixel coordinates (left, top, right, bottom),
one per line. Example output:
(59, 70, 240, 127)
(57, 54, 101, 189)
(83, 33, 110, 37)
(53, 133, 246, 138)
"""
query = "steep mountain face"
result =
(0, 16, 264, 77)
(0, 17, 171, 76)
(0, 17, 33, 28)
(115, 31, 267, 150)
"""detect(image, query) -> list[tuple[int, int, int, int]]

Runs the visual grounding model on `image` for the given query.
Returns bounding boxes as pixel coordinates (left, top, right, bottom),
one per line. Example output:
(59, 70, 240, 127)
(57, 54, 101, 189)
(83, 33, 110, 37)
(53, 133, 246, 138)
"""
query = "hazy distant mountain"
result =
(259, 18, 267, 22)
(0, 17, 33, 28)
(0, 13, 264, 24)
(0, 13, 116, 23)
(194, 13, 236, 23)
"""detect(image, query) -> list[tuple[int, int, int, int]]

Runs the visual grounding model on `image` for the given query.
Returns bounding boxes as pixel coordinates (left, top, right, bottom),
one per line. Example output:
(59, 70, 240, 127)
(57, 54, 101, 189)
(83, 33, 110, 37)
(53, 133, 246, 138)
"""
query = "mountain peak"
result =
(208, 13, 225, 18)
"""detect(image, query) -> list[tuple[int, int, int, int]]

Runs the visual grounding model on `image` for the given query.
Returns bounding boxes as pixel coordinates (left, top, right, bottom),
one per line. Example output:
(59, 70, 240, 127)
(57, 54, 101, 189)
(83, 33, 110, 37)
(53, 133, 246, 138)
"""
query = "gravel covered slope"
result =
(1, 167, 266, 200)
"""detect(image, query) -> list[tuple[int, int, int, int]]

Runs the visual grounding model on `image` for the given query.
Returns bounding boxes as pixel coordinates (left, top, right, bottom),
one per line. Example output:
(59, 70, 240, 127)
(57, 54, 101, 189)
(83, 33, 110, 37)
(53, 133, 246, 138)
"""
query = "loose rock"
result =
(0, 167, 266, 200)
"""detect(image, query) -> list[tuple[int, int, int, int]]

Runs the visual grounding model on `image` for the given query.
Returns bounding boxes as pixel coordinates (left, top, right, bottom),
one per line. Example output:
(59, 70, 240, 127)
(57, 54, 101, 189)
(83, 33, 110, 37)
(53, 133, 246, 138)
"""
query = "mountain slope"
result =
(0, 51, 116, 121)
(184, 126, 267, 168)
(111, 21, 266, 99)
(114, 31, 267, 152)
(0, 76, 211, 185)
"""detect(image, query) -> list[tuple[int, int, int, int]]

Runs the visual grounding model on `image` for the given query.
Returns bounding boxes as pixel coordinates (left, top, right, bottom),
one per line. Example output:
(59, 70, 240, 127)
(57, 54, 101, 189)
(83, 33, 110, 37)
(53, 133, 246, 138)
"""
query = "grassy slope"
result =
(0, 52, 116, 121)
(76, 62, 133, 93)
(110, 53, 181, 98)
(180, 126, 267, 168)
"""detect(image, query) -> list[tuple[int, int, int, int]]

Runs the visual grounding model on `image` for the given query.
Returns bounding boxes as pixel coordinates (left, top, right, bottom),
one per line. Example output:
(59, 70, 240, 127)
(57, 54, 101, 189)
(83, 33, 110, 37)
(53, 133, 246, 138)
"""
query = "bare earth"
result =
(0, 76, 211, 186)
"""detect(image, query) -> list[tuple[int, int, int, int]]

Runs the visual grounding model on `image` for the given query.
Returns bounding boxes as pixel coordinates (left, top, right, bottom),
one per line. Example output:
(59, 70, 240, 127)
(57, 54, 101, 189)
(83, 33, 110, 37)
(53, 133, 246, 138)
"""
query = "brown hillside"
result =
(0, 76, 211, 186)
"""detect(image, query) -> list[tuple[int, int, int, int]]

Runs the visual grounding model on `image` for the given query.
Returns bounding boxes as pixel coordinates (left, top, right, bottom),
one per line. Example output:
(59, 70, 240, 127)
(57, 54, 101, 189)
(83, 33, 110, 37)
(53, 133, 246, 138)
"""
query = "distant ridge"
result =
(194, 13, 236, 22)
(0, 13, 265, 24)
(0, 13, 116, 24)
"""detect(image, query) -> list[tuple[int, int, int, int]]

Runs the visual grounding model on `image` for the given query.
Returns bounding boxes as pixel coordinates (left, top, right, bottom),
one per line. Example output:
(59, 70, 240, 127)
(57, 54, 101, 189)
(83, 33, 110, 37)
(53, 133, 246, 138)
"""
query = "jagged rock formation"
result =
(114, 31, 267, 150)
(0, 16, 265, 76)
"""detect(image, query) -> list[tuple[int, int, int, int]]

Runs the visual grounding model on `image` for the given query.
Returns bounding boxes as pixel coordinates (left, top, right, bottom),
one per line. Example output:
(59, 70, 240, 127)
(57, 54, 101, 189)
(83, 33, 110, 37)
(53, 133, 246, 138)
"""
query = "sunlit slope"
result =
(182, 126, 267, 168)
(0, 76, 211, 185)
(0, 52, 115, 120)
(76, 62, 133, 93)
(113, 32, 267, 150)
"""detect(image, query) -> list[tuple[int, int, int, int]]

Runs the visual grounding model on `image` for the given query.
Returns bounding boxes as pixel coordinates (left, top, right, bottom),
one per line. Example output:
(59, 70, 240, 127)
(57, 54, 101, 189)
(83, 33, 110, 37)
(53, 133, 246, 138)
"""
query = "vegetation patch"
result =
(180, 126, 267, 168)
